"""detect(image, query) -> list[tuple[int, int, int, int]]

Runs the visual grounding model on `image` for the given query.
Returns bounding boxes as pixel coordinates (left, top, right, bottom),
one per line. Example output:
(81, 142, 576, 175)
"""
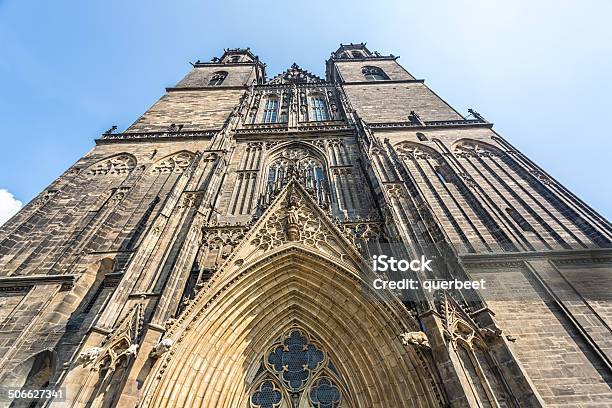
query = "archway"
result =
(141, 246, 444, 407)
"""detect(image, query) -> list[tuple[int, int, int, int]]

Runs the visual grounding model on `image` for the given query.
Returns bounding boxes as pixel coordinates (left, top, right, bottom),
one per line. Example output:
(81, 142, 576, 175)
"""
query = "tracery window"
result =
(264, 147, 329, 208)
(263, 97, 279, 123)
(453, 139, 612, 247)
(362, 66, 389, 81)
(310, 377, 341, 408)
(250, 380, 282, 408)
(208, 71, 227, 86)
(249, 328, 348, 408)
(310, 96, 329, 121)
(86, 154, 136, 177)
(396, 142, 517, 252)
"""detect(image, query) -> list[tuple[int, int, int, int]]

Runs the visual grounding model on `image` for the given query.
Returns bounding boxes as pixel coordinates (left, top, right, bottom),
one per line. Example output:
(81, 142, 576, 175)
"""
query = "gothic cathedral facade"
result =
(1, 44, 611, 407)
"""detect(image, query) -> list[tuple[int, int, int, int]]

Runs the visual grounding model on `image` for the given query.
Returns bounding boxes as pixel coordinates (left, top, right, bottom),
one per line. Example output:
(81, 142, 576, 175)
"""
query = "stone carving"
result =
(340, 221, 385, 249)
(125, 344, 139, 357)
(400, 331, 430, 348)
(151, 151, 195, 174)
(202, 226, 247, 259)
(178, 192, 203, 209)
(454, 142, 498, 158)
(110, 186, 130, 205)
(87, 154, 136, 176)
(252, 190, 327, 251)
(150, 338, 173, 358)
(267, 63, 324, 85)
(103, 125, 118, 135)
(88, 303, 144, 371)
(396, 144, 435, 161)
(479, 327, 503, 339)
(78, 347, 102, 365)
(457, 172, 477, 188)
(32, 189, 58, 208)
(530, 169, 551, 185)
(385, 183, 407, 200)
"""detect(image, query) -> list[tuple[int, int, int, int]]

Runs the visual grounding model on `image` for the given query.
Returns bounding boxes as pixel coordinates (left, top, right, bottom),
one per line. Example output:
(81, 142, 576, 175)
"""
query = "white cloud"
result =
(0, 189, 23, 227)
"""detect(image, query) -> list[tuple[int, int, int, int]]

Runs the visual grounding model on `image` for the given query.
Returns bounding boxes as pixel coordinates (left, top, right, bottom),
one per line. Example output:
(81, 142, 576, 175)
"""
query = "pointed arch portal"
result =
(142, 247, 443, 407)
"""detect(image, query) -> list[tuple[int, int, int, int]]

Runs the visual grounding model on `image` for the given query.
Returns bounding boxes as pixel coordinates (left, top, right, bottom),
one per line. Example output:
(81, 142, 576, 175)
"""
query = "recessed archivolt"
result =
(141, 247, 442, 408)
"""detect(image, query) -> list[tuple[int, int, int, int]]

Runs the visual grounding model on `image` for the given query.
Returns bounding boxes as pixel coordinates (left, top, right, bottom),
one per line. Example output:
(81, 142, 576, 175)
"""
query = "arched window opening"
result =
(249, 328, 347, 408)
(263, 97, 279, 123)
(208, 71, 227, 86)
(263, 147, 329, 208)
(230, 55, 240, 62)
(250, 379, 283, 408)
(416, 132, 428, 141)
(396, 141, 517, 252)
(362, 66, 389, 81)
(311, 96, 329, 121)
(309, 377, 342, 407)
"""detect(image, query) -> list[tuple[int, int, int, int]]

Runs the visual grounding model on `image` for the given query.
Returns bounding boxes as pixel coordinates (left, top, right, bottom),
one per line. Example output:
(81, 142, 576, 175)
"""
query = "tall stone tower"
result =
(1, 44, 611, 407)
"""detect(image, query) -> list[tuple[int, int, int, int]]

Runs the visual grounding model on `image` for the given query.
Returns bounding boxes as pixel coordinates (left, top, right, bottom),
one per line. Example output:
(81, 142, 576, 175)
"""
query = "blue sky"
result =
(0, 0, 611, 223)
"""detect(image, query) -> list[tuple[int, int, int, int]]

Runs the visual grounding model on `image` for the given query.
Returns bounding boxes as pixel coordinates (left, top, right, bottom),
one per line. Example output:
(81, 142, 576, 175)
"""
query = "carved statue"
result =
(78, 347, 102, 365)
(124, 344, 139, 357)
(400, 331, 430, 348)
(150, 338, 174, 358)
(287, 205, 300, 226)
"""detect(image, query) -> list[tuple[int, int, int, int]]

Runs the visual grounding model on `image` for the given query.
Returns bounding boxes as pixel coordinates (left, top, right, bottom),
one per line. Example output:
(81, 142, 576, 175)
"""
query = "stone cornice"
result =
(234, 121, 353, 137)
(166, 85, 248, 92)
(343, 79, 425, 85)
(255, 82, 337, 89)
(0, 273, 78, 291)
(328, 56, 399, 62)
(368, 119, 492, 131)
(233, 131, 354, 142)
(192, 61, 262, 68)
(95, 130, 218, 144)
(460, 247, 612, 269)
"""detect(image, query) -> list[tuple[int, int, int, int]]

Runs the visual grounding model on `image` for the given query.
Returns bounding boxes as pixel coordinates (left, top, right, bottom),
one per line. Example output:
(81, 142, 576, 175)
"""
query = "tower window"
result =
(362, 66, 389, 81)
(311, 96, 329, 121)
(230, 56, 240, 62)
(352, 50, 363, 58)
(208, 71, 227, 86)
(262, 98, 279, 123)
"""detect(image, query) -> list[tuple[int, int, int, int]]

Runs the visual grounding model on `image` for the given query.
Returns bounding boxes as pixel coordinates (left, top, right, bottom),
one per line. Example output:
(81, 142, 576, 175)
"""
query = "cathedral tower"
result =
(1, 44, 611, 407)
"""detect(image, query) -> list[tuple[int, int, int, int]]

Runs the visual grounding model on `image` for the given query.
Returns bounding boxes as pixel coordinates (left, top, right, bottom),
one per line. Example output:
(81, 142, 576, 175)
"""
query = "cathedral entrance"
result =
(141, 244, 444, 408)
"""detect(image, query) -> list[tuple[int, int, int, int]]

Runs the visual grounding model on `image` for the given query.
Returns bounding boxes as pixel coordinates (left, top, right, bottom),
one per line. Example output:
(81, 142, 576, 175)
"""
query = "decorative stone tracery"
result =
(86, 154, 136, 176)
(151, 151, 195, 174)
(250, 328, 347, 408)
(253, 191, 328, 252)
